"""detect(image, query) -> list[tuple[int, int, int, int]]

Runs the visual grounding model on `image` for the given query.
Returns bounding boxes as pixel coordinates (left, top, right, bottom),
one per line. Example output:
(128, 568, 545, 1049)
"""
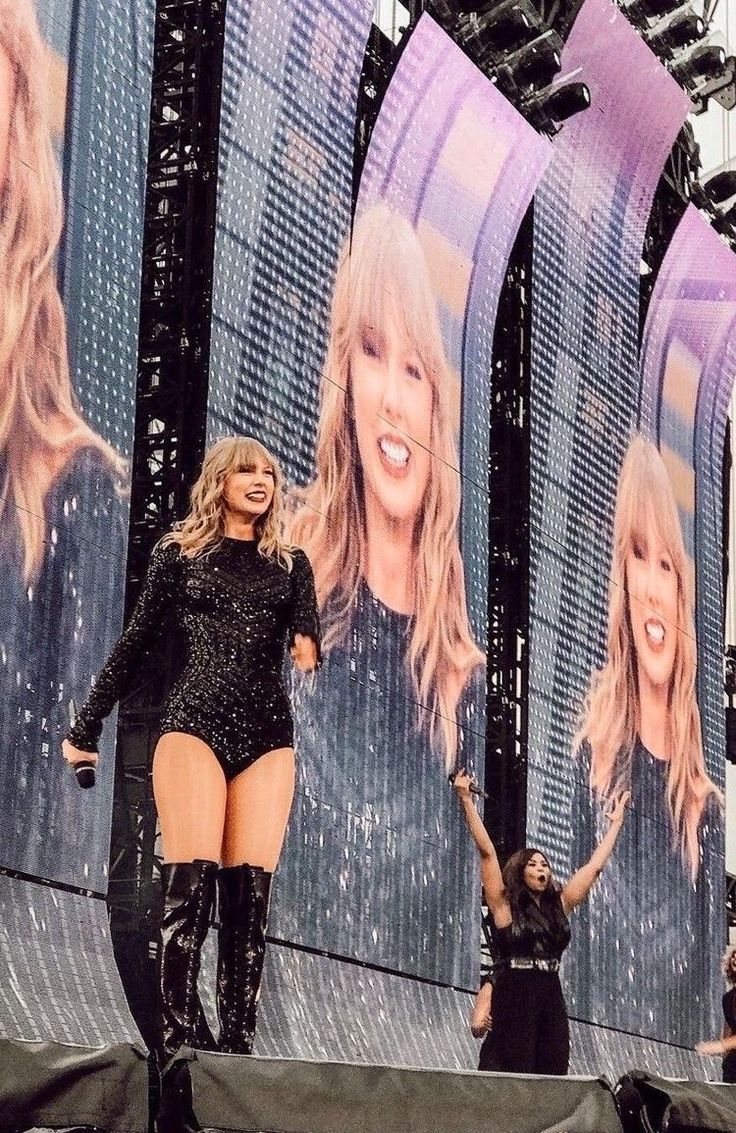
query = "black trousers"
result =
(478, 1029, 500, 1072)
(492, 968, 570, 1075)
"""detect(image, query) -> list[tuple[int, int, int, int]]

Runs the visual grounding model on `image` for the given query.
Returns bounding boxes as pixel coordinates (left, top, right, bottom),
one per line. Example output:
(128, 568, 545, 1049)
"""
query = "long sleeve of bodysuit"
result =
(289, 548, 322, 663)
(66, 542, 182, 751)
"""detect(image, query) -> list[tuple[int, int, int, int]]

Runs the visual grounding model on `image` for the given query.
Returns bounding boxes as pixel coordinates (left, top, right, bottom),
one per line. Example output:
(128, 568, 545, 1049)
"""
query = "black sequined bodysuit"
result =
(67, 538, 320, 779)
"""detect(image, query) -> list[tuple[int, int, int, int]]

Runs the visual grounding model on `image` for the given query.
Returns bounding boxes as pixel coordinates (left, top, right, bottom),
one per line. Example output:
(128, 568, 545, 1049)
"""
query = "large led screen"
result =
(207, 0, 551, 1003)
(529, 0, 725, 1051)
(276, 14, 551, 988)
(0, 0, 154, 891)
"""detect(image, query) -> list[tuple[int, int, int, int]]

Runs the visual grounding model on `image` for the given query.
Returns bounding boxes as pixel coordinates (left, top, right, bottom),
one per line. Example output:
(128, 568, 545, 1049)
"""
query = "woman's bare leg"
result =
(152, 732, 227, 862)
(221, 746, 295, 871)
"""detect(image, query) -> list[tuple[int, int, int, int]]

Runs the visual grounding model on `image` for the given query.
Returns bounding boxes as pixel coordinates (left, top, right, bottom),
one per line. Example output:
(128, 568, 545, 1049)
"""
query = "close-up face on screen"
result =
(528, 0, 728, 1052)
(0, 0, 148, 893)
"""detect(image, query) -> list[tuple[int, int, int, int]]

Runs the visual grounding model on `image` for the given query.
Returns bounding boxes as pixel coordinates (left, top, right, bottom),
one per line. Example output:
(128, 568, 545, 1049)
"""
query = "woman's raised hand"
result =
(290, 633, 318, 672)
(604, 791, 630, 828)
(451, 768, 475, 800)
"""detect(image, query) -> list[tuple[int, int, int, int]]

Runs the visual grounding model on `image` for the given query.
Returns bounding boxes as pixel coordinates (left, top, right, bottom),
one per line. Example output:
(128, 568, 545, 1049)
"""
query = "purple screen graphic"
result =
(358, 12, 551, 662)
(640, 202, 733, 979)
(529, 0, 714, 1056)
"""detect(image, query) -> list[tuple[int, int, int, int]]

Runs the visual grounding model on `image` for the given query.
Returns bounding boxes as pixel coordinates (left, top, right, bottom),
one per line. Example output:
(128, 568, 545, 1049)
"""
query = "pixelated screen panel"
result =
(0, 874, 141, 1044)
(529, 0, 725, 1048)
(0, 0, 154, 890)
(207, 3, 550, 989)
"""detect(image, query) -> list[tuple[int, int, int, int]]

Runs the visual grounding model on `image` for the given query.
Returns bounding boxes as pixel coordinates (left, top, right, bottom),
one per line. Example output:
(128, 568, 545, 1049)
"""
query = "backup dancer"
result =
(453, 770, 628, 1074)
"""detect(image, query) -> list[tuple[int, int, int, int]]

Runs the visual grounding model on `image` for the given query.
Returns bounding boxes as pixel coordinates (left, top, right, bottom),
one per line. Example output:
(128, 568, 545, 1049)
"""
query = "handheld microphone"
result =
(68, 700, 96, 789)
(448, 770, 488, 800)
(73, 760, 97, 790)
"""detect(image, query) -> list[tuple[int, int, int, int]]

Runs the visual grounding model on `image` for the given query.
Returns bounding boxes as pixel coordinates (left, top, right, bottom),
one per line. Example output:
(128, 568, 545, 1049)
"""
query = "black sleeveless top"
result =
(493, 889, 571, 963)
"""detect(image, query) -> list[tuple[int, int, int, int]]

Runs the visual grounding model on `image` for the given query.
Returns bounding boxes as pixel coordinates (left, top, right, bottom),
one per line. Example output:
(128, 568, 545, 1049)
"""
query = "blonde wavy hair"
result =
(162, 436, 294, 569)
(290, 202, 484, 769)
(575, 433, 722, 879)
(0, 0, 123, 583)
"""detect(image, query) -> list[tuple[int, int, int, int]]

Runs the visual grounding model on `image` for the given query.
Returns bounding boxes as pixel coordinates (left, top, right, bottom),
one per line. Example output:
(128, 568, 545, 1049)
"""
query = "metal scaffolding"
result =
(107, 0, 225, 1046)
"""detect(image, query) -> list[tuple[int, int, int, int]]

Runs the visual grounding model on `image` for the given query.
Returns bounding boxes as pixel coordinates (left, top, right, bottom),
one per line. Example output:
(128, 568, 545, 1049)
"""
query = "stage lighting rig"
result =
(703, 168, 736, 205)
(428, 0, 591, 135)
(688, 164, 736, 249)
(503, 30, 561, 88)
(622, 0, 686, 26)
(643, 5, 705, 56)
(451, 0, 549, 68)
(619, 0, 736, 113)
(523, 78, 591, 129)
(670, 41, 726, 87)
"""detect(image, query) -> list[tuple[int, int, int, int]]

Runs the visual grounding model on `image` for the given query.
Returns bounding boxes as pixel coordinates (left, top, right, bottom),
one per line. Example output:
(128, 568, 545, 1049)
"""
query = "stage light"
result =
(691, 54, 736, 112)
(622, 0, 684, 25)
(645, 7, 705, 54)
(505, 31, 561, 89)
(703, 169, 736, 205)
(452, 0, 543, 68)
(537, 81, 591, 122)
(670, 43, 726, 87)
(523, 80, 591, 129)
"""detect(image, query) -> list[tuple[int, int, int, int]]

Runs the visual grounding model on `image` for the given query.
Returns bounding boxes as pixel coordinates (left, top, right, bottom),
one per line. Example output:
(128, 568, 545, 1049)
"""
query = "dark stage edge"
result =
(184, 1050, 623, 1133)
(0, 1038, 149, 1133)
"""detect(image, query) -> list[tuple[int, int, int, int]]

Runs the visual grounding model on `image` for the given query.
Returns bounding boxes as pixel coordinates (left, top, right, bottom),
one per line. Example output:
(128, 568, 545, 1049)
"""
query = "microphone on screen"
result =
(448, 769, 488, 800)
(68, 700, 96, 789)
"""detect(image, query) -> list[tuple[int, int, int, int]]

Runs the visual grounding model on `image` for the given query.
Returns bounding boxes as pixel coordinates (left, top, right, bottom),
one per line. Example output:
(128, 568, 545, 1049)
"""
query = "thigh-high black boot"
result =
(216, 863, 272, 1054)
(158, 860, 218, 1061)
(156, 860, 218, 1133)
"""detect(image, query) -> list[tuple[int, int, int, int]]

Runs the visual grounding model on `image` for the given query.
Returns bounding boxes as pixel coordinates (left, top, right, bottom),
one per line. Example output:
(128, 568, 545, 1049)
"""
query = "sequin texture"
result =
(67, 538, 320, 778)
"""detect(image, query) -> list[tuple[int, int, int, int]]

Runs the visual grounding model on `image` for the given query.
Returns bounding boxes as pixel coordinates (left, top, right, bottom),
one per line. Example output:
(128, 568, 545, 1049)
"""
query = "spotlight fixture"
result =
(644, 6, 705, 55)
(690, 54, 736, 113)
(524, 80, 591, 130)
(670, 42, 726, 88)
(452, 0, 545, 69)
(703, 168, 736, 205)
(539, 80, 591, 121)
(457, 0, 538, 53)
(622, 0, 685, 26)
(505, 31, 561, 89)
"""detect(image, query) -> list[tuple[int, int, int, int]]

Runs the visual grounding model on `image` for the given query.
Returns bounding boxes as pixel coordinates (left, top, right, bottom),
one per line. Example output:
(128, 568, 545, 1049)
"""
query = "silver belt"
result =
(508, 957, 560, 972)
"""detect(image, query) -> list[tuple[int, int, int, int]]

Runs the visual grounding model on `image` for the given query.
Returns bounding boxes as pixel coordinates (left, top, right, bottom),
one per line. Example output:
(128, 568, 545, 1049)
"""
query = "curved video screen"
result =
(0, 0, 153, 891)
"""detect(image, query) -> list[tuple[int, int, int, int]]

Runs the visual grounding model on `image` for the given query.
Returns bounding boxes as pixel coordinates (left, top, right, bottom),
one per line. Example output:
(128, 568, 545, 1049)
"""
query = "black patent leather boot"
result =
(216, 863, 272, 1054)
(157, 859, 218, 1063)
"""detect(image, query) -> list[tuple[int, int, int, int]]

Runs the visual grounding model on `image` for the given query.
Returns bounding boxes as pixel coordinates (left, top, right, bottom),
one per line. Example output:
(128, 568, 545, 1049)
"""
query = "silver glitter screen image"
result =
(0, 0, 154, 893)
(528, 0, 727, 1058)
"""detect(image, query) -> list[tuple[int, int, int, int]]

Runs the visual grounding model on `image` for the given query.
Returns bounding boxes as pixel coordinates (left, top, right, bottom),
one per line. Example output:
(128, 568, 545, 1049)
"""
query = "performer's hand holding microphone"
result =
(448, 767, 488, 799)
(62, 701, 97, 789)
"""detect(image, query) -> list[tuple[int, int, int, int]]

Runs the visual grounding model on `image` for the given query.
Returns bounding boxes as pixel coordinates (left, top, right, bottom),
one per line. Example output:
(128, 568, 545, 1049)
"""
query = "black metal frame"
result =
(107, 0, 226, 1047)
(484, 209, 533, 860)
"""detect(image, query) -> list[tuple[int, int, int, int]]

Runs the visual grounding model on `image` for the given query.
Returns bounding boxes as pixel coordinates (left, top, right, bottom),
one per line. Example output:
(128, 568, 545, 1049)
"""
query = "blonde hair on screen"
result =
(290, 202, 483, 768)
(161, 436, 294, 570)
(575, 433, 722, 879)
(0, 0, 123, 583)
